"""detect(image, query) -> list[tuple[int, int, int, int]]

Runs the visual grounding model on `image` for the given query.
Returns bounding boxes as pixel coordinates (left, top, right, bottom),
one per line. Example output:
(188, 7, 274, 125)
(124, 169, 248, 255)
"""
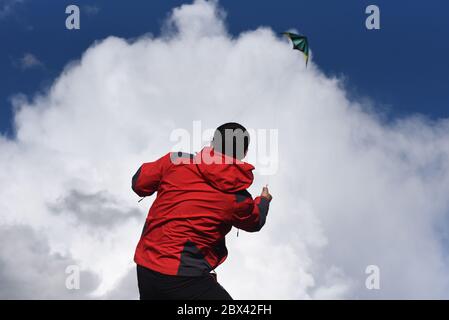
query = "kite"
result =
(282, 32, 309, 66)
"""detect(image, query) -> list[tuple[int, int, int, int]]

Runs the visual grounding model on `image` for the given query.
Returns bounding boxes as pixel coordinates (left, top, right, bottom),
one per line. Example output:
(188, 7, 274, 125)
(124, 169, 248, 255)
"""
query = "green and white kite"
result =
(282, 32, 309, 67)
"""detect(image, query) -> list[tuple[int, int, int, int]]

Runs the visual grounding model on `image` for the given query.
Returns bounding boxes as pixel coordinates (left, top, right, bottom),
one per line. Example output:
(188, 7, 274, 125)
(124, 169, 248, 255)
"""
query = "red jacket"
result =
(133, 147, 270, 276)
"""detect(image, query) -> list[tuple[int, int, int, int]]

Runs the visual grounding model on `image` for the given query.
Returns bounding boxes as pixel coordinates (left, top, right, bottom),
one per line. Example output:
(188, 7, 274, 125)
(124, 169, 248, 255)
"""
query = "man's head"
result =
(212, 122, 250, 160)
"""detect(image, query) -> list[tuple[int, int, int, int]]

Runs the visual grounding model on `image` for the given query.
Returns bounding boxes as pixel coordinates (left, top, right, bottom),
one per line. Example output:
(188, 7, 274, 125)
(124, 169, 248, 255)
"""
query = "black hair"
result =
(212, 122, 250, 160)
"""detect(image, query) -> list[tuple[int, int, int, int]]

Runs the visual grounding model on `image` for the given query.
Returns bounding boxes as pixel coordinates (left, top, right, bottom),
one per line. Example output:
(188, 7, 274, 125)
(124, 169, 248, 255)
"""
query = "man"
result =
(132, 122, 272, 300)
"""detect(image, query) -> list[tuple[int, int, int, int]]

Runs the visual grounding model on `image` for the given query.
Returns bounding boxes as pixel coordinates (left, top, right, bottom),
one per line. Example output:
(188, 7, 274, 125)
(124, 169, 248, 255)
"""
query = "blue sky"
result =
(1, 0, 448, 135)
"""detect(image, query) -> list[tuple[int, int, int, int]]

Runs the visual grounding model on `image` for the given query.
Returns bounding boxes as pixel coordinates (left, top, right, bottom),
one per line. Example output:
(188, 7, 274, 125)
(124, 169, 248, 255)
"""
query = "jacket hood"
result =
(194, 147, 254, 193)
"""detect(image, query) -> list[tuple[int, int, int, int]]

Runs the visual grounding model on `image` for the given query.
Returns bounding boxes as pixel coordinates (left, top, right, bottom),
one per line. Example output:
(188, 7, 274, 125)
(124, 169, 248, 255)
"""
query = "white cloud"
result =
(0, 225, 100, 299)
(0, 0, 24, 19)
(17, 53, 43, 70)
(48, 189, 143, 229)
(1, 0, 449, 299)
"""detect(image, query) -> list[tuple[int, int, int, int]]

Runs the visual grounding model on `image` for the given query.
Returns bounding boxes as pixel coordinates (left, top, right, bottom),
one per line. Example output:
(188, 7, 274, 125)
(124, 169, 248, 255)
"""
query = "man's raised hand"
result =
(261, 185, 273, 202)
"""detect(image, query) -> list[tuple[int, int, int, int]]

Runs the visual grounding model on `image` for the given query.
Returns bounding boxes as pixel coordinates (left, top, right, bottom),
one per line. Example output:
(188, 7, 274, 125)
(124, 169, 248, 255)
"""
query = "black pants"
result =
(137, 264, 233, 300)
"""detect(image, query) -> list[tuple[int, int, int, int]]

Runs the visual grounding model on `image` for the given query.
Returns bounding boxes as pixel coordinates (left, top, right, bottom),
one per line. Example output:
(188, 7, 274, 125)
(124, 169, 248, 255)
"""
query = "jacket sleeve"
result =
(231, 190, 270, 232)
(131, 153, 171, 197)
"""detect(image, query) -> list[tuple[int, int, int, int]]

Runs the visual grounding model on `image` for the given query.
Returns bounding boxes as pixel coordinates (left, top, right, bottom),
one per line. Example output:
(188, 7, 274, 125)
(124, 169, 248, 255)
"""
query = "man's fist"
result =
(261, 185, 273, 202)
